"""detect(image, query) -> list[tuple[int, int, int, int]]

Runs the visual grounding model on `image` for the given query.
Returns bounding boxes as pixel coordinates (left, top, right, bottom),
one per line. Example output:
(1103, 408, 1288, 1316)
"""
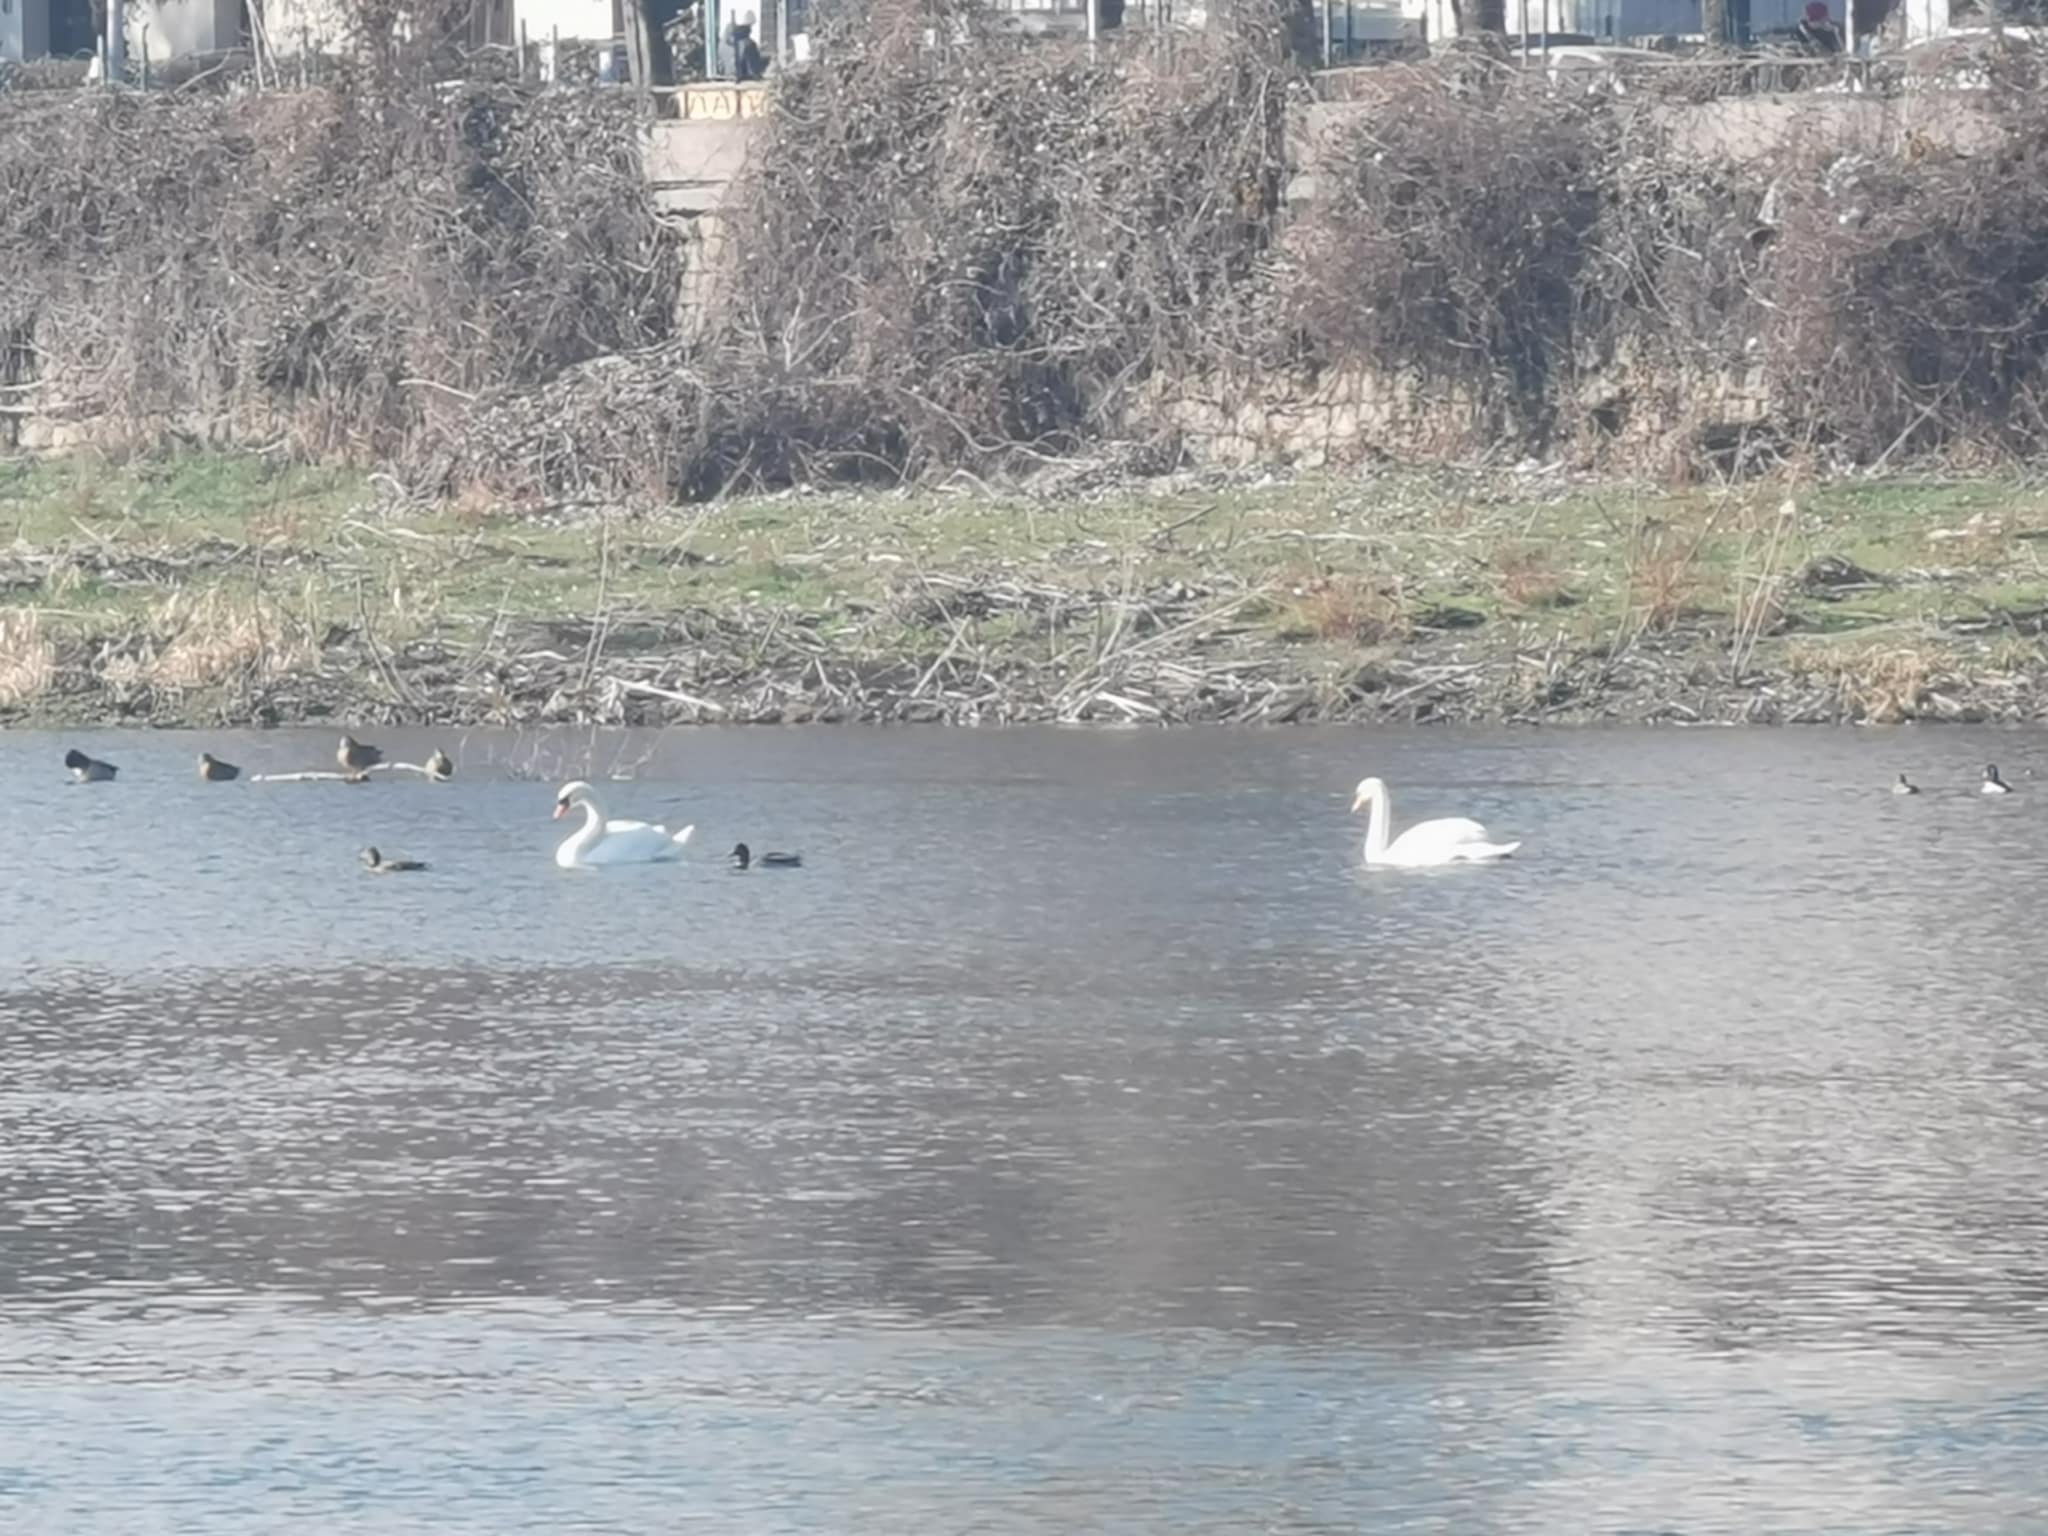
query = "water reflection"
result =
(0, 963, 1563, 1354)
(3, 725, 2048, 1531)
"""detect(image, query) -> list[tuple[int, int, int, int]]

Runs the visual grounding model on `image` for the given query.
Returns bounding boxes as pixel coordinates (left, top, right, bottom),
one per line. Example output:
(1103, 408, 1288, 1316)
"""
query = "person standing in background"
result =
(1797, 1, 1844, 52)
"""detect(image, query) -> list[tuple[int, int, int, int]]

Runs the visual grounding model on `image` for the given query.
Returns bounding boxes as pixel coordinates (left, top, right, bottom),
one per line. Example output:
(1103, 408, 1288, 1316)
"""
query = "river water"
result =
(3, 724, 2047, 1533)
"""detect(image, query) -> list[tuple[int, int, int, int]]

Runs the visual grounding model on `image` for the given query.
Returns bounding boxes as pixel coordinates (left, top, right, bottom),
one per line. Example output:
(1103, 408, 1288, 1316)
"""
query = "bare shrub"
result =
(0, 610, 56, 709)
(1758, 79, 2048, 464)
(0, 81, 680, 461)
(1624, 515, 1717, 633)
(1783, 639, 1935, 723)
(1283, 49, 2048, 470)
(1287, 66, 1608, 440)
(14, 25, 2048, 495)
(146, 590, 317, 691)
(1276, 572, 1409, 643)
(705, 6, 1292, 481)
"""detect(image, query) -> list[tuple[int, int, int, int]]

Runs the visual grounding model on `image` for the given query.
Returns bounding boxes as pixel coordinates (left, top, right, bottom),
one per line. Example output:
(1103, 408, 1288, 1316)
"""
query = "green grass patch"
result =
(9, 450, 2048, 723)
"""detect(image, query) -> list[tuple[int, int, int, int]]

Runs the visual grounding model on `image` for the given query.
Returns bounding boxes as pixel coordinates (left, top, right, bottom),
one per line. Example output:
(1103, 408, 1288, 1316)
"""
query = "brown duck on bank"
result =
(198, 752, 241, 782)
(338, 734, 384, 780)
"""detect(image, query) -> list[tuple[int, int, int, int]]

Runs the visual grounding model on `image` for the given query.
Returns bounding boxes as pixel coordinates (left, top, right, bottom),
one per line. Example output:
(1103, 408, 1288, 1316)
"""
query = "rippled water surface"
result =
(5, 725, 2048, 1533)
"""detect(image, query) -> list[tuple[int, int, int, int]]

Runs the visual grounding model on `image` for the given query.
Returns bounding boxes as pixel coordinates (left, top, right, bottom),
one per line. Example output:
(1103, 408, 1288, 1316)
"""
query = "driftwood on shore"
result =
(250, 760, 453, 784)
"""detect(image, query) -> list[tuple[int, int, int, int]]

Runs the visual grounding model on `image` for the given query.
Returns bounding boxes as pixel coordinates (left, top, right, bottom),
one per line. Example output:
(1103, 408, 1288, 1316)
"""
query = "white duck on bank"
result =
(552, 780, 695, 868)
(1351, 776, 1521, 868)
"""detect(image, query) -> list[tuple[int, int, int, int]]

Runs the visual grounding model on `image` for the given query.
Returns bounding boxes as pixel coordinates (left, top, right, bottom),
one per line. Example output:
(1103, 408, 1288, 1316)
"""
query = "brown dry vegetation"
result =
(11, 13, 2048, 731)
(10, 13, 2048, 496)
(7, 454, 2048, 730)
(0, 79, 678, 462)
(0, 610, 55, 709)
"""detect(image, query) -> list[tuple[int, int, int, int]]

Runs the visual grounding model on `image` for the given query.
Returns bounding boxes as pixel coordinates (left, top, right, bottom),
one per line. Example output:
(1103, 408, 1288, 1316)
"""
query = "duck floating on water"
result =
(338, 733, 383, 778)
(426, 749, 454, 782)
(730, 843, 802, 870)
(198, 752, 241, 782)
(64, 749, 116, 783)
(1892, 773, 1919, 796)
(1983, 764, 2013, 796)
(360, 846, 427, 873)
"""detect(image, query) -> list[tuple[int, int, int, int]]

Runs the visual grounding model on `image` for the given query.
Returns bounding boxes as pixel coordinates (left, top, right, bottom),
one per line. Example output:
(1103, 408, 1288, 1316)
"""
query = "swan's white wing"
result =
(1384, 816, 1489, 858)
(573, 818, 690, 865)
(1375, 816, 1520, 867)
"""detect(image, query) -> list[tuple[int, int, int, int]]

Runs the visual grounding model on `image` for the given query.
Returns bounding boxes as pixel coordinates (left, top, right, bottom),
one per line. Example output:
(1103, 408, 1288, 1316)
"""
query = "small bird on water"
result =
(1983, 764, 2013, 796)
(426, 748, 454, 782)
(198, 752, 241, 782)
(360, 846, 427, 873)
(64, 749, 117, 783)
(338, 733, 383, 778)
(1892, 773, 1919, 796)
(730, 842, 801, 870)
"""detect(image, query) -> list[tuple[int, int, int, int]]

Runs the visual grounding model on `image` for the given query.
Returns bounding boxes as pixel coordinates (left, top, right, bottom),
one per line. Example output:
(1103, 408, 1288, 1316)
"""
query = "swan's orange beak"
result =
(552, 801, 568, 819)
(1350, 791, 1367, 813)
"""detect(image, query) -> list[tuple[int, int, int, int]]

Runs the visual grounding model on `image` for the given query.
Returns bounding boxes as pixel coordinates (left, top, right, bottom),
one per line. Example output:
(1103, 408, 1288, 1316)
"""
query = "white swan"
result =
(1351, 776, 1520, 868)
(553, 780, 695, 868)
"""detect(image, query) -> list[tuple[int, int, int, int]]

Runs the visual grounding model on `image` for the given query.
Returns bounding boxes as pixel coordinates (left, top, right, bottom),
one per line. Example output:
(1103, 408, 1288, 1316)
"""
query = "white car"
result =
(1528, 42, 1673, 93)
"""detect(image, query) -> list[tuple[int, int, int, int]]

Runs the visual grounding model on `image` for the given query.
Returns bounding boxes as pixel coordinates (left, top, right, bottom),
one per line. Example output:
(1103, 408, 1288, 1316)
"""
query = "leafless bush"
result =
(0, 80, 680, 459)
(438, 5, 1295, 502)
(1285, 50, 2048, 470)
(1287, 65, 1609, 440)
(0, 58, 95, 93)
(1757, 84, 2048, 463)
(0, 610, 56, 709)
(14, 23, 2048, 497)
(705, 4, 1293, 478)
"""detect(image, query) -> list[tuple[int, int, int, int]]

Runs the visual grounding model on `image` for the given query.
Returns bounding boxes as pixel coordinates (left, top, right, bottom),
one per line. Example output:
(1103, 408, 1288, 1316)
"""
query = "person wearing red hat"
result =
(1798, 0, 1844, 51)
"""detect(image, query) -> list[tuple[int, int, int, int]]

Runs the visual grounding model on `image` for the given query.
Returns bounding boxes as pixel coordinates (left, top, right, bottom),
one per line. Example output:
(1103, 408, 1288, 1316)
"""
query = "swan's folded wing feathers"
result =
(1385, 815, 1492, 859)
(1432, 816, 1492, 844)
(1452, 839, 1520, 862)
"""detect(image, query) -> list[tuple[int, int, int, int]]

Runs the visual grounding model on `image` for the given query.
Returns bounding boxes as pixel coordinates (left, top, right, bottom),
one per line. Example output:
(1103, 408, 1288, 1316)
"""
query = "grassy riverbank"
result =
(5, 453, 2048, 728)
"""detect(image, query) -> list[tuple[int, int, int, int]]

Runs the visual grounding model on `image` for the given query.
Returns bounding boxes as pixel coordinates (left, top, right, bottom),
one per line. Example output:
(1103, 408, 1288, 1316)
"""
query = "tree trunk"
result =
(1701, 0, 1729, 44)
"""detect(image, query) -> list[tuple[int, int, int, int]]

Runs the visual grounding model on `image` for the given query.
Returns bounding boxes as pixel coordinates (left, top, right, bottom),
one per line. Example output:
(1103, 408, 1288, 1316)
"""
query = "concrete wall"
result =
(2, 0, 54, 61)
(519, 0, 612, 47)
(130, 0, 243, 58)
(643, 96, 760, 213)
(1145, 358, 1773, 466)
(642, 93, 767, 336)
(1296, 87, 1999, 179)
(1645, 90, 1999, 160)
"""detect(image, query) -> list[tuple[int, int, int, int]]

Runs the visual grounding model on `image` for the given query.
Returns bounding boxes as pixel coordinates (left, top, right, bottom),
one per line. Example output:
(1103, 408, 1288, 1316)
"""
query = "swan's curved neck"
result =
(1363, 786, 1390, 861)
(565, 796, 606, 855)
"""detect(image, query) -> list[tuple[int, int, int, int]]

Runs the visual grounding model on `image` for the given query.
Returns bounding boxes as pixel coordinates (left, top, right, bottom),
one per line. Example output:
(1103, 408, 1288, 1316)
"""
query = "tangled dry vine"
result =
(6, 17, 2048, 493)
